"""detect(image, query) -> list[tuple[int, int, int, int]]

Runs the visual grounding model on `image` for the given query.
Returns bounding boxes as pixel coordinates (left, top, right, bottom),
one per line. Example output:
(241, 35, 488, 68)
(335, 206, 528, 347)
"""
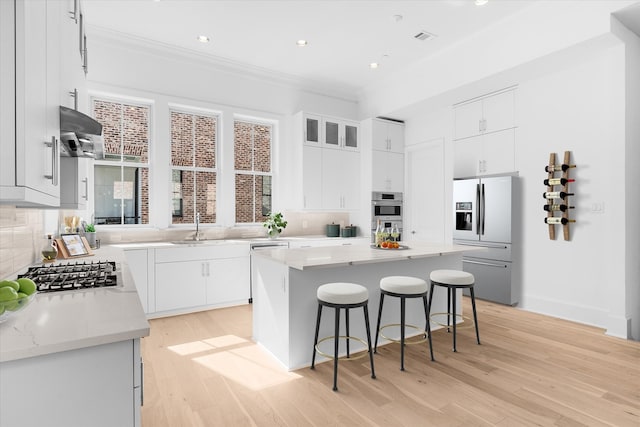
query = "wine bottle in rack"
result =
(543, 204, 575, 212)
(543, 178, 575, 186)
(544, 217, 576, 225)
(542, 191, 574, 200)
(545, 164, 576, 172)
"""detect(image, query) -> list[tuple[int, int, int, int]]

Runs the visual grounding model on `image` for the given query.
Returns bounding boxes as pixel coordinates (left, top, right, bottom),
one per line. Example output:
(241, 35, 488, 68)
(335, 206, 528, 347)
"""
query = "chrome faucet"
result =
(195, 212, 201, 241)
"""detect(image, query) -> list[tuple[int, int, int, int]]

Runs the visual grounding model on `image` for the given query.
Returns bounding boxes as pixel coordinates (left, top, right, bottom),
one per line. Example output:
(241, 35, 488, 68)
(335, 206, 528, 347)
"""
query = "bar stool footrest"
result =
(315, 335, 371, 361)
(430, 312, 475, 329)
(379, 323, 428, 345)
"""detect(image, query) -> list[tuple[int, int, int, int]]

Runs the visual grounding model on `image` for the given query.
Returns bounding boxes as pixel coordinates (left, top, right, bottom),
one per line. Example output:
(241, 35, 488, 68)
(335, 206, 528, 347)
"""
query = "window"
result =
(92, 99, 150, 225)
(170, 110, 217, 224)
(234, 120, 272, 223)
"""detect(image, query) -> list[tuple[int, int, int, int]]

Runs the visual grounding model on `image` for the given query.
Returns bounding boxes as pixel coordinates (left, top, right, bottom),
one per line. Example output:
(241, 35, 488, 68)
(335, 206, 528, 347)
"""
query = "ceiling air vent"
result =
(414, 31, 436, 41)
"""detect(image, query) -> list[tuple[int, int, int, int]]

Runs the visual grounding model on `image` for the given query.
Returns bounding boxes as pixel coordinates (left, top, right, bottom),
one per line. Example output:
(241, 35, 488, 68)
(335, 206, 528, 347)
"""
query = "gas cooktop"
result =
(18, 261, 118, 293)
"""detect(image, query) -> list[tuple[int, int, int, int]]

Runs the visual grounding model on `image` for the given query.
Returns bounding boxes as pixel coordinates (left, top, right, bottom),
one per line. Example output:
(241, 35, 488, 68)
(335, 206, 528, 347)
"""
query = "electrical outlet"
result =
(302, 220, 308, 229)
(591, 202, 605, 213)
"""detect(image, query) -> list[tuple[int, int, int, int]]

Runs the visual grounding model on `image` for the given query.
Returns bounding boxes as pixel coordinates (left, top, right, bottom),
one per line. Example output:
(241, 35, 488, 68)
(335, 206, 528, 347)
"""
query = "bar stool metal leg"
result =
(311, 303, 323, 369)
(452, 286, 457, 352)
(470, 287, 481, 345)
(333, 307, 340, 391)
(374, 293, 385, 353)
(345, 308, 350, 358)
(363, 305, 376, 379)
(400, 296, 406, 371)
(422, 296, 435, 361)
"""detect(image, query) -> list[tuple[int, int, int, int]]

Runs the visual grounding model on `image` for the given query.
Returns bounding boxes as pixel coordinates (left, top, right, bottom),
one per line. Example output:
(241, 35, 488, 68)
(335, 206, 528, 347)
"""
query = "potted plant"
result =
(84, 223, 97, 249)
(263, 212, 287, 239)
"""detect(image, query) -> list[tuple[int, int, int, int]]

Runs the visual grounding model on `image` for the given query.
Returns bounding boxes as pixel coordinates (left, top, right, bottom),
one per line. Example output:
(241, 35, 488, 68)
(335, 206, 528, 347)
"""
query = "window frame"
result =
(168, 105, 220, 226)
(91, 94, 154, 228)
(233, 115, 275, 225)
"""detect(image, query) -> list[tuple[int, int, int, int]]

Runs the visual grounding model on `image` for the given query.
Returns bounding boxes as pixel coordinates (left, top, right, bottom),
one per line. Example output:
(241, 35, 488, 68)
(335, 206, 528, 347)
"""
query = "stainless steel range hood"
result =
(59, 106, 104, 159)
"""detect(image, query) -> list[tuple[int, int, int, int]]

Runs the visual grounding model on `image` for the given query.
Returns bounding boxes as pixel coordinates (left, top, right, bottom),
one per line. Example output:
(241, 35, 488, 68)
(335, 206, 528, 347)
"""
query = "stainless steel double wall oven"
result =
(371, 191, 403, 241)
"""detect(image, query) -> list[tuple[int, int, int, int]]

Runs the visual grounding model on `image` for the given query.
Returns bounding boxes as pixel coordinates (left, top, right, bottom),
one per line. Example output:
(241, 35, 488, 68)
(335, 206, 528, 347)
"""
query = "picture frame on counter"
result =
(55, 234, 94, 259)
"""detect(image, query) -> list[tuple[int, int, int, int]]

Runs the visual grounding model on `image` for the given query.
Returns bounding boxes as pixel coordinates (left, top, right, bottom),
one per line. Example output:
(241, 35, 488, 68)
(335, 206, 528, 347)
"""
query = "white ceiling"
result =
(83, 0, 541, 97)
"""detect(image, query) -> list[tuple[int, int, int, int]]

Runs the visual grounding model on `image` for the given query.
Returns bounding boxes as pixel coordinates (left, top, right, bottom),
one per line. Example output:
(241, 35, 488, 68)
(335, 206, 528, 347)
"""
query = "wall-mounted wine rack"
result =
(544, 151, 575, 241)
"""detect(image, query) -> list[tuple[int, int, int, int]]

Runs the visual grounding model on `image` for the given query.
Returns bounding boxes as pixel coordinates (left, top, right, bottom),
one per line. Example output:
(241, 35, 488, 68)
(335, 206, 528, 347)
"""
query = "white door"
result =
(405, 139, 445, 243)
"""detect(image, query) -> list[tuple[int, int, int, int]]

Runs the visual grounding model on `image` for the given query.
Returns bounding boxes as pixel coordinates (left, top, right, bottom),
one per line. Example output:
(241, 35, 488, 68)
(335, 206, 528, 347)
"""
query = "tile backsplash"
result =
(0, 206, 46, 279)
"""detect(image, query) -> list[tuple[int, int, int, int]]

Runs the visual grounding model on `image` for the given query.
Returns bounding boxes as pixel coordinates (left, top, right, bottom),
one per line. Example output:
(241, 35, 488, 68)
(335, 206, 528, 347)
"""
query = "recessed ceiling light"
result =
(197, 35, 210, 43)
(296, 40, 308, 47)
(475, 0, 489, 6)
(369, 62, 379, 69)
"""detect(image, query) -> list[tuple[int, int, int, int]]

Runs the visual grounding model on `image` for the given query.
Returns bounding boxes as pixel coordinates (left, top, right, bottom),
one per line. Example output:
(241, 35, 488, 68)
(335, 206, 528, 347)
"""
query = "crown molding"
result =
(87, 25, 359, 103)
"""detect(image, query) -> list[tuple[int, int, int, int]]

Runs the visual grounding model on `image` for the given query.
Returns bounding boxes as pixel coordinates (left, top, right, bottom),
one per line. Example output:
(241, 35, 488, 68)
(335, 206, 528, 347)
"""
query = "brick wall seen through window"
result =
(92, 99, 150, 225)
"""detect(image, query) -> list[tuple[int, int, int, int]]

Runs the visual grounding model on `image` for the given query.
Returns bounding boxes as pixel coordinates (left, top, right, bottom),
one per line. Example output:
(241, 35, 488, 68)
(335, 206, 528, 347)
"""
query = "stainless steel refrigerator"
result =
(453, 175, 518, 305)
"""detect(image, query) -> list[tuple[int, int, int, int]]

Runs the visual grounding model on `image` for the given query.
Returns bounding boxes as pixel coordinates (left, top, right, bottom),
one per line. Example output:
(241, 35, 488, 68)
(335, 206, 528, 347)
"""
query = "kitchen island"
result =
(251, 241, 475, 370)
(0, 246, 149, 427)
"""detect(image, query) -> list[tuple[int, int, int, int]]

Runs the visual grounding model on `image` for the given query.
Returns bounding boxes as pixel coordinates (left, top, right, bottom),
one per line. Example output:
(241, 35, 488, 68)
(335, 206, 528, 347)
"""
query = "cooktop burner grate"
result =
(18, 261, 118, 293)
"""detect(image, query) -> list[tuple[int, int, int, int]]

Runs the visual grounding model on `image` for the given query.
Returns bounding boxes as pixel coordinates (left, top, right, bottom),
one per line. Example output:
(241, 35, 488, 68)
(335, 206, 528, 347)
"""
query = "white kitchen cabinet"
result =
(303, 113, 322, 145)
(59, 156, 90, 209)
(453, 129, 515, 178)
(365, 118, 405, 192)
(125, 249, 149, 313)
(207, 257, 250, 306)
(0, 339, 142, 427)
(0, 0, 62, 207)
(321, 148, 360, 210)
(59, 0, 88, 113)
(323, 117, 359, 151)
(155, 260, 208, 312)
(372, 118, 404, 153)
(302, 145, 322, 209)
(454, 89, 516, 140)
(154, 243, 250, 315)
(372, 150, 404, 192)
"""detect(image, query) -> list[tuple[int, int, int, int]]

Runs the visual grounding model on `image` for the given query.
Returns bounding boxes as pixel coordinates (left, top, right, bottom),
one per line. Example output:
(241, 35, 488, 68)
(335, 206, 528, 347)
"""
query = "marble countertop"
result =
(252, 241, 482, 270)
(108, 235, 366, 249)
(0, 246, 150, 363)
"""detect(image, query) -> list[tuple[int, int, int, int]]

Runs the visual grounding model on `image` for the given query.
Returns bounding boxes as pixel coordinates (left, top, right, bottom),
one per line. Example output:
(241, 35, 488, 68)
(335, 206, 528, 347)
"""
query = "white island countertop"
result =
(0, 246, 150, 363)
(252, 241, 482, 270)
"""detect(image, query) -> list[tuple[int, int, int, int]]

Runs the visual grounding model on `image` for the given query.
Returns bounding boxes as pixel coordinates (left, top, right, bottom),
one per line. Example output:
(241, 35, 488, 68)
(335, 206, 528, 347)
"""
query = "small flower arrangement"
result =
(263, 212, 287, 238)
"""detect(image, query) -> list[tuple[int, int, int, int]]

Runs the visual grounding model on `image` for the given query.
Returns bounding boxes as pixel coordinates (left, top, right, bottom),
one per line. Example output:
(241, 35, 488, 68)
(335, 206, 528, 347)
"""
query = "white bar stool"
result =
(374, 276, 435, 371)
(311, 282, 376, 391)
(428, 269, 480, 352)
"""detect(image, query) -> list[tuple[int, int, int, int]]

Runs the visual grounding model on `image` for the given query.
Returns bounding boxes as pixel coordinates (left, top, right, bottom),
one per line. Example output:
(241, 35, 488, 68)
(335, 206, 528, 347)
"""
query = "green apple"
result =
(0, 304, 5, 315)
(17, 278, 37, 296)
(4, 300, 19, 311)
(0, 280, 19, 292)
(0, 286, 18, 302)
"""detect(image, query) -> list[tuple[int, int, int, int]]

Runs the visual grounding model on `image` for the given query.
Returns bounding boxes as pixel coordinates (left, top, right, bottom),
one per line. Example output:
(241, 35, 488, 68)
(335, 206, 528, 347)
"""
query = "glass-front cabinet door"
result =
(304, 114, 321, 145)
(324, 119, 340, 147)
(344, 123, 358, 149)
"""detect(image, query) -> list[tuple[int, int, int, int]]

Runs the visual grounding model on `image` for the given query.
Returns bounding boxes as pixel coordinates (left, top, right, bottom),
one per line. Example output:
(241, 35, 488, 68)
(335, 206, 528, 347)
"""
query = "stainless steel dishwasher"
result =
(249, 240, 290, 303)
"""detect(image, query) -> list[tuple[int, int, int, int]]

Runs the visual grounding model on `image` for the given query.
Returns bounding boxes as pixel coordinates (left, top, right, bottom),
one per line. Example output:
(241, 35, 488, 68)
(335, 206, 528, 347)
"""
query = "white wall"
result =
(515, 46, 627, 336)
(612, 16, 640, 340)
(85, 31, 360, 228)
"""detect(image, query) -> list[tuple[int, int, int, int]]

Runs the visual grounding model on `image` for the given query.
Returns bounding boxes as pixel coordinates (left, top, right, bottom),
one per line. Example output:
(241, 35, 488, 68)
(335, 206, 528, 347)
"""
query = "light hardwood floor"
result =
(141, 298, 640, 426)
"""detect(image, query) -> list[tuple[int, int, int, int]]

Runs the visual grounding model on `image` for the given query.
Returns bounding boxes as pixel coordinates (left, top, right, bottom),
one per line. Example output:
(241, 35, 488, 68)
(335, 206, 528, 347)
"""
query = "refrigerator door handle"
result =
(481, 183, 486, 235)
(475, 184, 480, 235)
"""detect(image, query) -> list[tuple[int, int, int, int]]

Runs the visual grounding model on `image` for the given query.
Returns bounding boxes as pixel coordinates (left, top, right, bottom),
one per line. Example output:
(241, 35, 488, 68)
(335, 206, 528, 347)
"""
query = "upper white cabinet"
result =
(454, 89, 516, 140)
(60, 0, 88, 113)
(453, 129, 516, 178)
(59, 156, 90, 209)
(321, 148, 360, 210)
(296, 111, 361, 211)
(372, 119, 404, 153)
(323, 117, 359, 151)
(1, 0, 62, 207)
(453, 88, 517, 178)
(364, 118, 405, 192)
(303, 113, 322, 145)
